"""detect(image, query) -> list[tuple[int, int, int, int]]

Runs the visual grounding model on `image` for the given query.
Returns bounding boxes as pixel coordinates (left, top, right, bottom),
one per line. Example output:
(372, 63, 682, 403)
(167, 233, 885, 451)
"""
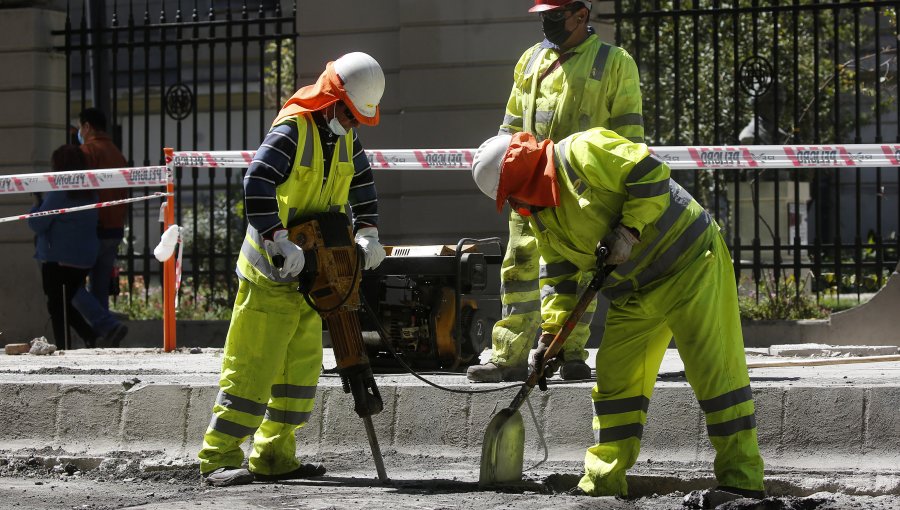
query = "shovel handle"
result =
(506, 248, 611, 411)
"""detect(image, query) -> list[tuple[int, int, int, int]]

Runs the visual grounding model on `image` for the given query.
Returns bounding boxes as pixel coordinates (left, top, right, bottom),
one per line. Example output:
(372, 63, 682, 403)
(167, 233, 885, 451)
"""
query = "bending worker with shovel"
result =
(471, 128, 765, 500)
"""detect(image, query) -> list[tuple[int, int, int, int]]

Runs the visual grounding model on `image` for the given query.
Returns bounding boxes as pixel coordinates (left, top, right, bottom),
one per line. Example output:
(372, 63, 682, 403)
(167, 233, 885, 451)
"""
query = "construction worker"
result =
(467, 0, 644, 383)
(470, 129, 766, 499)
(198, 52, 387, 487)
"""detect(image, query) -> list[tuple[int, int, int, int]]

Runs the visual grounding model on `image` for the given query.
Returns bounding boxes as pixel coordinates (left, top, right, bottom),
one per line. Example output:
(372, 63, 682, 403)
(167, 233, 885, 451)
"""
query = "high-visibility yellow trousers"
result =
(198, 278, 323, 476)
(578, 233, 765, 496)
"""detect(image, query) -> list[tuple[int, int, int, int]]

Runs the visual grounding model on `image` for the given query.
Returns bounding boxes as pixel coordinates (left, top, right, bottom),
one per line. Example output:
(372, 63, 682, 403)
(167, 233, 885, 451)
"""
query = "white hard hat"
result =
(333, 52, 385, 121)
(471, 134, 512, 199)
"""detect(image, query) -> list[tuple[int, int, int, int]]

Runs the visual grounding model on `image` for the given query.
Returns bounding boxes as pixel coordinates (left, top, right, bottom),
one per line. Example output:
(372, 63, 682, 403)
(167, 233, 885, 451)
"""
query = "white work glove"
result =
(607, 224, 640, 265)
(265, 229, 305, 278)
(355, 227, 386, 270)
(153, 224, 182, 262)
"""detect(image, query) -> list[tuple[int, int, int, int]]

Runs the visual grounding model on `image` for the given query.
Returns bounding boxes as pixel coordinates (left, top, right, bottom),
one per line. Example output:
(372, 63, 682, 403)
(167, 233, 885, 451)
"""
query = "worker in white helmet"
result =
(198, 52, 387, 487)
(467, 0, 645, 383)
(471, 129, 765, 500)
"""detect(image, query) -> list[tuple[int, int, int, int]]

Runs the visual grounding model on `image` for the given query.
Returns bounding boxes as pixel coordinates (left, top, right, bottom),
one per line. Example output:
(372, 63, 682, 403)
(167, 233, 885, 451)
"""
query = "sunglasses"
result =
(342, 104, 357, 123)
(540, 4, 582, 22)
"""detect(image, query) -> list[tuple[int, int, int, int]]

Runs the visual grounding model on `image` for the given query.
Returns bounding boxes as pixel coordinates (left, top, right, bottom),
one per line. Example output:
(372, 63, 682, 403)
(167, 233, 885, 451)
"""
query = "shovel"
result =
(479, 246, 610, 486)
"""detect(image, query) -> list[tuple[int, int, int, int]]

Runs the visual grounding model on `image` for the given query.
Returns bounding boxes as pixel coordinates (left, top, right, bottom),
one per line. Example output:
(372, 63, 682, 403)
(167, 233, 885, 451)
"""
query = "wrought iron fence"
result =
(597, 0, 900, 307)
(54, 0, 297, 312)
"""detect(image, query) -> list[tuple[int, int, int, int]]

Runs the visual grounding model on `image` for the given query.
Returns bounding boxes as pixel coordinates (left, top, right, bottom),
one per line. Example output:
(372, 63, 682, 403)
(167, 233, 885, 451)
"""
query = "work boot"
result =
(201, 467, 254, 487)
(559, 359, 591, 380)
(466, 362, 527, 383)
(682, 487, 766, 508)
(253, 462, 327, 482)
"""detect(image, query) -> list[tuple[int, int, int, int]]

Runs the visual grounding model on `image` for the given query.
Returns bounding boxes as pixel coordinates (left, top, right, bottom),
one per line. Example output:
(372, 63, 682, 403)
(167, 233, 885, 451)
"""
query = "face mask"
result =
(76, 129, 84, 145)
(327, 104, 347, 136)
(542, 16, 573, 47)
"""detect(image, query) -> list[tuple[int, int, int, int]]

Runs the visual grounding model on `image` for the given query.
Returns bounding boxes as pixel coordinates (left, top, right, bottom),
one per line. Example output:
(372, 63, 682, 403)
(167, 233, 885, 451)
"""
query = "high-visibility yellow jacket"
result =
(237, 113, 355, 286)
(500, 34, 644, 143)
(529, 128, 716, 335)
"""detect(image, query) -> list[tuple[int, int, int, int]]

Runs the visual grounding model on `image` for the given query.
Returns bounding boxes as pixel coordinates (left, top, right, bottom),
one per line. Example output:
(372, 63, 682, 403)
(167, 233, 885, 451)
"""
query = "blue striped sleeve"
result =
(243, 122, 297, 238)
(348, 130, 378, 231)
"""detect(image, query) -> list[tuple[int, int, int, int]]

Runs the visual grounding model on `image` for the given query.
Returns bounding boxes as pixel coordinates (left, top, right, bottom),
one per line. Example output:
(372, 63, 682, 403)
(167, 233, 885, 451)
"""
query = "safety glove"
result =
(607, 224, 640, 265)
(265, 229, 305, 278)
(531, 333, 561, 391)
(355, 227, 386, 270)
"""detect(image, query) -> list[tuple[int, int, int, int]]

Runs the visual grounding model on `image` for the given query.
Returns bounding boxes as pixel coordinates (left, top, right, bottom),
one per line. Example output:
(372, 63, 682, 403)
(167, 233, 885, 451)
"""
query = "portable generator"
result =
(358, 239, 502, 372)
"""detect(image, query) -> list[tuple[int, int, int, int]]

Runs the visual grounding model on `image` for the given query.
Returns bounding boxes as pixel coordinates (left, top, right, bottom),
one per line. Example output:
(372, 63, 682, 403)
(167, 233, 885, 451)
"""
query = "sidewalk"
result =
(0, 347, 898, 474)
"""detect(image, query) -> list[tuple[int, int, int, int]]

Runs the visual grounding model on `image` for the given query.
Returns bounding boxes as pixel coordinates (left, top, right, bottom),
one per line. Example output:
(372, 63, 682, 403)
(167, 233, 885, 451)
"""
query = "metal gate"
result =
(54, 0, 297, 313)
(598, 0, 899, 309)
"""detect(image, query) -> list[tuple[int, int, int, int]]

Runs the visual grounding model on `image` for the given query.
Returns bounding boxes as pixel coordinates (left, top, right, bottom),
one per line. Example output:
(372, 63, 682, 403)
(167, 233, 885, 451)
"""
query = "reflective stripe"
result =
(609, 113, 644, 130)
(603, 181, 707, 300)
(535, 110, 555, 125)
(532, 213, 547, 232)
(210, 416, 257, 438)
(579, 310, 594, 324)
(271, 384, 317, 400)
(501, 279, 539, 294)
(699, 386, 753, 414)
(590, 43, 612, 81)
(337, 137, 350, 163)
(265, 408, 312, 426)
(707, 414, 757, 437)
(503, 114, 523, 129)
(541, 260, 579, 278)
(556, 141, 586, 195)
(627, 136, 644, 143)
(502, 301, 540, 316)
(216, 390, 267, 416)
(628, 178, 670, 198)
(593, 395, 650, 416)
(298, 120, 314, 167)
(626, 155, 665, 185)
(594, 422, 643, 443)
(524, 46, 544, 75)
(540, 280, 578, 300)
(239, 228, 294, 284)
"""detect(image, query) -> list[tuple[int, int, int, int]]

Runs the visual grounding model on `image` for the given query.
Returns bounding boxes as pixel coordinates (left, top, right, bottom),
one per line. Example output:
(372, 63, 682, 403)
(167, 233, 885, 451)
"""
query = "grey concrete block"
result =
(0, 52, 66, 91)
(0, 8, 65, 51)
(0, 383, 58, 440)
(393, 385, 468, 453)
(644, 386, 703, 462)
(185, 386, 218, 452)
(56, 385, 123, 448)
(865, 387, 900, 454)
(784, 387, 865, 457)
(752, 386, 784, 459)
(541, 386, 595, 457)
(121, 384, 190, 450)
(0, 90, 67, 130)
(319, 384, 397, 454)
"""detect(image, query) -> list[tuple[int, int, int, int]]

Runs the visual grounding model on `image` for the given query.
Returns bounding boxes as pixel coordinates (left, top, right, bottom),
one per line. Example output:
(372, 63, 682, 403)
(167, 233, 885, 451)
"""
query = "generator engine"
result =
(358, 241, 501, 372)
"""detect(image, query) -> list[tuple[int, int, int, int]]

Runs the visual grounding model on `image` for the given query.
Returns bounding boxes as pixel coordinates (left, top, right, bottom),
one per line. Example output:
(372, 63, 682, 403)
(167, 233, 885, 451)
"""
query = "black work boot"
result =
(253, 462, 327, 482)
(201, 467, 254, 487)
(559, 357, 592, 380)
(466, 362, 527, 383)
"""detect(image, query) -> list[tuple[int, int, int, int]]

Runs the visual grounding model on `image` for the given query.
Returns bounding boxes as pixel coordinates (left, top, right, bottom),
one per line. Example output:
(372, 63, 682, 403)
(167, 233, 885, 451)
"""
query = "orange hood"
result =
(271, 61, 380, 127)
(495, 132, 560, 212)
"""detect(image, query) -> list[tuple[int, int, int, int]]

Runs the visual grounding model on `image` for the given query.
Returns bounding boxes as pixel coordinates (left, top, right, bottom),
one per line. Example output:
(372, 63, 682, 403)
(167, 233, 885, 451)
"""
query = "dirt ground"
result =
(1, 449, 898, 510)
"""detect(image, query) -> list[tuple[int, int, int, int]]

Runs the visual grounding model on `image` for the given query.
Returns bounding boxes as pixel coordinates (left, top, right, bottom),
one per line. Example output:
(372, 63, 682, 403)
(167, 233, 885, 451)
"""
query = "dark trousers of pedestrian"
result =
(41, 262, 95, 350)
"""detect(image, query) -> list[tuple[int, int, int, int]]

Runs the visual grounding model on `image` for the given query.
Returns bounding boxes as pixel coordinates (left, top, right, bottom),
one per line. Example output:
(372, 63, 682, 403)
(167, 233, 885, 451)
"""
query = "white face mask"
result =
(327, 104, 347, 136)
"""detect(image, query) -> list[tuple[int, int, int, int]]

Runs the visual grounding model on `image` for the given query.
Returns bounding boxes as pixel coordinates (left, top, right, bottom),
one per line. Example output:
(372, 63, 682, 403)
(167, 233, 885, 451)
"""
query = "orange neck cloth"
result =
(270, 61, 380, 128)
(495, 132, 560, 212)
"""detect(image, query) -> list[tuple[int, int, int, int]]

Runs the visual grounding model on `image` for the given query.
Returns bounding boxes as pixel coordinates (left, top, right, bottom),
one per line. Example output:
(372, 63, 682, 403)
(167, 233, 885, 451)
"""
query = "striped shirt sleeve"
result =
(243, 121, 298, 239)
(347, 130, 378, 231)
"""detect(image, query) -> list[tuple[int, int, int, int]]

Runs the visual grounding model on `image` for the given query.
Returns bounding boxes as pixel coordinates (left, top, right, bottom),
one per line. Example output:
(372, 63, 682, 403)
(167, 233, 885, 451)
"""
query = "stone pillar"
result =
(0, 6, 67, 344)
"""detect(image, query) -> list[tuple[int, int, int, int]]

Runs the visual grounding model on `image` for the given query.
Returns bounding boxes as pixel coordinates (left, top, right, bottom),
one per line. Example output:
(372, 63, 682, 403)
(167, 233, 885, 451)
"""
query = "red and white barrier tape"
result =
(0, 166, 170, 194)
(169, 144, 900, 170)
(0, 192, 171, 223)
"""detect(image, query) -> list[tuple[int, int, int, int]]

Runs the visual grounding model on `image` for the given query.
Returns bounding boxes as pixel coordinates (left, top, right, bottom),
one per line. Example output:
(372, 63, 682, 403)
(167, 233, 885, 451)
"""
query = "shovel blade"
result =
(479, 407, 525, 486)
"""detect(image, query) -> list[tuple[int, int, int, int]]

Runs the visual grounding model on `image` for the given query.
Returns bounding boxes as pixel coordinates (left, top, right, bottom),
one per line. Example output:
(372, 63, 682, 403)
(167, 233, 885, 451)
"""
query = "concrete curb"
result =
(2, 379, 897, 472)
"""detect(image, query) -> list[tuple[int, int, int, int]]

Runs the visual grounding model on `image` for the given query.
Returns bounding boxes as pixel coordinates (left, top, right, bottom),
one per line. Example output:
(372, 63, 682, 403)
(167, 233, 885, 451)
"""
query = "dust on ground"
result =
(1, 448, 898, 510)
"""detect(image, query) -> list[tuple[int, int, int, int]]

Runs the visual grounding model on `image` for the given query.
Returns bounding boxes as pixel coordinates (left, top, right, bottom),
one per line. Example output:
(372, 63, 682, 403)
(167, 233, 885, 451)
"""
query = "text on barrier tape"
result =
(169, 145, 900, 170)
(0, 166, 170, 194)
